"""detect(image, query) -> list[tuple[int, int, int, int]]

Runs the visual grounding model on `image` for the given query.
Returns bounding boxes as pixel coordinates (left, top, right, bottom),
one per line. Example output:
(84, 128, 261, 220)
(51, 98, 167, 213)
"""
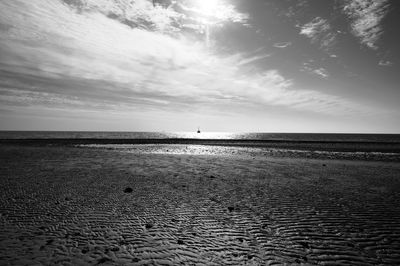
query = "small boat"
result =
(197, 127, 201, 133)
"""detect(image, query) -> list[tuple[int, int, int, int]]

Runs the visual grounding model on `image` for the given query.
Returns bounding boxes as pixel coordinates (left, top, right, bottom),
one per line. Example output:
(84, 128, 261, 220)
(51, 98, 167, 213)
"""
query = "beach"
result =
(2, 0, 400, 264)
(1, 143, 400, 265)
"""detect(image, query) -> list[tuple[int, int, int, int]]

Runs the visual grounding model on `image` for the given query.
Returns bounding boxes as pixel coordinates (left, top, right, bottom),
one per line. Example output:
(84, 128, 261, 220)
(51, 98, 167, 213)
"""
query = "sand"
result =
(1, 144, 400, 265)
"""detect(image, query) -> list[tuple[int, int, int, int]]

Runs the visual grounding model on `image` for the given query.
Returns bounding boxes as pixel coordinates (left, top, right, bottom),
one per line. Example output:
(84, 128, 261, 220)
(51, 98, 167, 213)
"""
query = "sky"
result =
(0, 0, 399, 133)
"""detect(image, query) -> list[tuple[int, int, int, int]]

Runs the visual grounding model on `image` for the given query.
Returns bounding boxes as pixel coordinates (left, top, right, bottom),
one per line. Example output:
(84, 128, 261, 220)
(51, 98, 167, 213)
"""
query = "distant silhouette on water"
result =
(197, 127, 201, 133)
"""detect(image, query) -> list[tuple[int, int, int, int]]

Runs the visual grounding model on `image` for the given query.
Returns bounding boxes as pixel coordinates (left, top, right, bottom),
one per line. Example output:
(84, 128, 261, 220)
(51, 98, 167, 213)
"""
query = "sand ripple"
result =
(1, 145, 400, 265)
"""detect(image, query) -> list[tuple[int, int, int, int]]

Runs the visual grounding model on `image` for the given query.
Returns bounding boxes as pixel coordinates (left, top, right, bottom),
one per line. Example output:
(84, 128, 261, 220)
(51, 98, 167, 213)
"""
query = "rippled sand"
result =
(1, 144, 400, 265)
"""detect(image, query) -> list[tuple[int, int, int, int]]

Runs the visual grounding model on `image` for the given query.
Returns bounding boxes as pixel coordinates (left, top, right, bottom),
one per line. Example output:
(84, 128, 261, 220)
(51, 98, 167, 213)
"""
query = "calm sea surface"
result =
(1, 131, 400, 143)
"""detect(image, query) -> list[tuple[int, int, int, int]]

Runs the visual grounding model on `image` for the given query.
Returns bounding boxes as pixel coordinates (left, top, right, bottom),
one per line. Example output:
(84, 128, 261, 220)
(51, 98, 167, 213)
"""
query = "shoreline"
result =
(1, 138, 400, 153)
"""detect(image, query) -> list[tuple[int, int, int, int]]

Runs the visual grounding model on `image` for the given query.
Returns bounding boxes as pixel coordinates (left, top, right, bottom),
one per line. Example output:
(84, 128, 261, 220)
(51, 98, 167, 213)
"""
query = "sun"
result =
(194, 0, 221, 16)
(197, 0, 219, 11)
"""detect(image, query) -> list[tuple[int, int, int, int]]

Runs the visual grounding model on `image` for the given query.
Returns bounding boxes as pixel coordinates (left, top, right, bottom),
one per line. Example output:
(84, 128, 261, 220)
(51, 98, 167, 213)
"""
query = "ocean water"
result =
(1, 131, 400, 143)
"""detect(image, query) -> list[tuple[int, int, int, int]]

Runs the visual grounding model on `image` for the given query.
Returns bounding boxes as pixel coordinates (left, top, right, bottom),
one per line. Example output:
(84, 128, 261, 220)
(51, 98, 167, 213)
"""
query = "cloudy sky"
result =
(0, 0, 399, 132)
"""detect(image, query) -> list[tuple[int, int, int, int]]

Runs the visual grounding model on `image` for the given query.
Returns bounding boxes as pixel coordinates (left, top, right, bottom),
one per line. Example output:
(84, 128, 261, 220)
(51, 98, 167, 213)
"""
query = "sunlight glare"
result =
(197, 0, 219, 12)
(193, 0, 221, 17)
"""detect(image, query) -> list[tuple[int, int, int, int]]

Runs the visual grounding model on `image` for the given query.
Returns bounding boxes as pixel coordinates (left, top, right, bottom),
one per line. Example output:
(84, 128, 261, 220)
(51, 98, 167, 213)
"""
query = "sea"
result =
(0, 131, 400, 143)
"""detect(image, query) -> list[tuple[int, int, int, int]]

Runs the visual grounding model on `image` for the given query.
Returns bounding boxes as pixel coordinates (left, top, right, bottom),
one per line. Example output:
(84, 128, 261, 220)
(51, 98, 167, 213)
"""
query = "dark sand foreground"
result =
(1, 144, 400, 265)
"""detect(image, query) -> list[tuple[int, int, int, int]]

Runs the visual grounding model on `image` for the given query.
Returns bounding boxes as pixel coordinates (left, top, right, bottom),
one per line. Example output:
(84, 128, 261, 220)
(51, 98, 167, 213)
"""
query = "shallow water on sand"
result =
(81, 144, 400, 162)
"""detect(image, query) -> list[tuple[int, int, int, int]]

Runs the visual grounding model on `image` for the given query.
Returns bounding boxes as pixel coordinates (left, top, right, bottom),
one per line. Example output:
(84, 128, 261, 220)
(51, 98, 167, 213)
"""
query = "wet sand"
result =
(1, 144, 400, 265)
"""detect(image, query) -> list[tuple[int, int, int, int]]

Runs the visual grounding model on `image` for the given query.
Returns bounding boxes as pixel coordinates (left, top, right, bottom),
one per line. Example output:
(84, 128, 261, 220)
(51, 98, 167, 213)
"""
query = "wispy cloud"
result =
(299, 17, 336, 51)
(342, 0, 389, 50)
(313, 68, 330, 79)
(301, 61, 330, 79)
(273, 42, 292, 48)
(237, 54, 270, 66)
(378, 60, 393, 67)
(0, 0, 371, 119)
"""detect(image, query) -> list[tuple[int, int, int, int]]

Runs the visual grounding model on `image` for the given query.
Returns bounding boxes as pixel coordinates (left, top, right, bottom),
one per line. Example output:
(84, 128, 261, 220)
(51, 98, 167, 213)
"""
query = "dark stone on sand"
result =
(322, 164, 326, 167)
(347, 242, 355, 248)
(209, 196, 219, 203)
(247, 254, 254, 259)
(209, 175, 216, 179)
(299, 241, 310, 248)
(228, 206, 235, 212)
(124, 187, 133, 193)
(145, 222, 153, 229)
(110, 246, 119, 252)
(177, 239, 184, 245)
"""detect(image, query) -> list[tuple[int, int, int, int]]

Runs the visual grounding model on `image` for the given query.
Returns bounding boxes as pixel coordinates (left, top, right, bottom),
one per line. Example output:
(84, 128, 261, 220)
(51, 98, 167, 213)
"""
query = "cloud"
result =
(342, 0, 389, 50)
(62, 0, 183, 32)
(312, 68, 329, 79)
(299, 17, 336, 51)
(378, 60, 393, 67)
(59, 0, 249, 48)
(273, 42, 292, 48)
(62, 0, 248, 34)
(0, 0, 370, 118)
(302, 61, 330, 79)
